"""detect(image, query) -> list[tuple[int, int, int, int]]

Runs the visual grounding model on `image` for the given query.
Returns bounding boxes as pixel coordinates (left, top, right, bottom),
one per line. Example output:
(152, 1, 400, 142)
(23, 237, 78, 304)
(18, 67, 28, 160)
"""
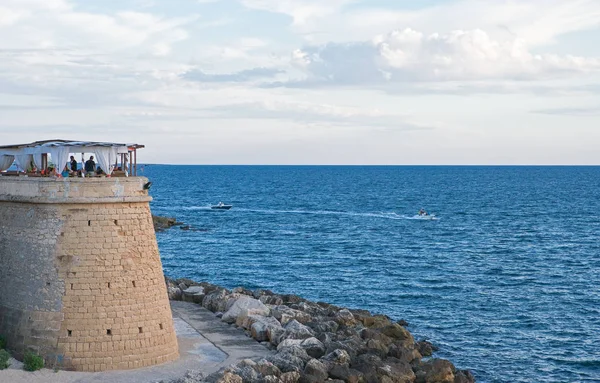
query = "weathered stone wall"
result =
(0, 177, 179, 371)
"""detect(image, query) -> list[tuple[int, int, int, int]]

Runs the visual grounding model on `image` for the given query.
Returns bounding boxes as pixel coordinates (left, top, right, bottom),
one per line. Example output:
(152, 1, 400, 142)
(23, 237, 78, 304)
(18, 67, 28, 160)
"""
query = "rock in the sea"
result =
(222, 296, 270, 324)
(182, 286, 205, 304)
(415, 359, 455, 383)
(334, 309, 357, 327)
(416, 340, 439, 358)
(453, 370, 476, 383)
(381, 324, 415, 348)
(267, 353, 307, 373)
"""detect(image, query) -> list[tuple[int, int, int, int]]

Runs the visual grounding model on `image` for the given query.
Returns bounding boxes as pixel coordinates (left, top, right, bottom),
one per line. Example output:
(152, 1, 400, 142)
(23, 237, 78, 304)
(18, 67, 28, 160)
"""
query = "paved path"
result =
(0, 301, 273, 383)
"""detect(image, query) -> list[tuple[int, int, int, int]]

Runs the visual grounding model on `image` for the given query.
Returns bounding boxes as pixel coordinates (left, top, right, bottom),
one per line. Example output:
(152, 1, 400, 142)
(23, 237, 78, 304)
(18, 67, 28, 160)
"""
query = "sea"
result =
(145, 165, 600, 383)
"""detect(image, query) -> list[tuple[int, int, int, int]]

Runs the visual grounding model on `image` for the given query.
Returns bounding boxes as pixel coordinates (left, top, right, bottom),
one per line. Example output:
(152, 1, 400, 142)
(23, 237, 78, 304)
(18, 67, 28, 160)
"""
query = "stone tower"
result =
(0, 177, 179, 371)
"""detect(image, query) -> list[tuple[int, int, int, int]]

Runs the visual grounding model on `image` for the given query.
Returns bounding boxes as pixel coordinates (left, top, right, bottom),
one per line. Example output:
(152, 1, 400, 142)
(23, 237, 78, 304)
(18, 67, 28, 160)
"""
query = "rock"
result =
(381, 324, 414, 347)
(322, 349, 351, 365)
(253, 288, 275, 299)
(217, 372, 243, 383)
(272, 306, 313, 325)
(152, 215, 180, 231)
(279, 345, 312, 364)
(296, 301, 328, 317)
(415, 359, 455, 383)
(168, 286, 183, 301)
(260, 295, 284, 306)
(222, 296, 270, 324)
(334, 309, 357, 327)
(364, 315, 393, 329)
(280, 320, 315, 341)
(376, 359, 416, 383)
(203, 288, 230, 312)
(280, 371, 301, 383)
(453, 370, 475, 383)
(327, 364, 365, 383)
(303, 359, 328, 382)
(282, 294, 304, 305)
(307, 320, 338, 334)
(416, 341, 438, 358)
(267, 353, 307, 373)
(387, 344, 420, 364)
(300, 337, 326, 359)
(170, 370, 206, 383)
(233, 286, 255, 296)
(250, 316, 283, 342)
(254, 359, 282, 378)
(360, 329, 393, 346)
(278, 339, 304, 352)
(182, 286, 205, 304)
(269, 326, 286, 346)
(362, 339, 389, 358)
(227, 365, 260, 383)
(397, 319, 409, 327)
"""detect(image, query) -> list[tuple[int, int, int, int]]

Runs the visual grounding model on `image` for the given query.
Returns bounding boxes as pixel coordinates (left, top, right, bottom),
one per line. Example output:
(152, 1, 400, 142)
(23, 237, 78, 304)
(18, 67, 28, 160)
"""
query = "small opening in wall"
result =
(67, 330, 72, 337)
(138, 327, 143, 334)
(108, 282, 111, 288)
(159, 323, 163, 330)
(88, 220, 91, 226)
(114, 220, 118, 225)
(46, 282, 51, 286)
(70, 283, 74, 290)
(132, 281, 136, 288)
(107, 329, 112, 336)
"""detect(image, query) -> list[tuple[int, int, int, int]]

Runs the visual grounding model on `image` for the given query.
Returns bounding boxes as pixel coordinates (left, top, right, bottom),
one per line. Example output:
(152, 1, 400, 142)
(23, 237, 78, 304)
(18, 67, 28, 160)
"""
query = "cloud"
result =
(289, 28, 600, 85)
(202, 99, 428, 130)
(182, 67, 283, 82)
(240, 0, 355, 26)
(532, 106, 600, 116)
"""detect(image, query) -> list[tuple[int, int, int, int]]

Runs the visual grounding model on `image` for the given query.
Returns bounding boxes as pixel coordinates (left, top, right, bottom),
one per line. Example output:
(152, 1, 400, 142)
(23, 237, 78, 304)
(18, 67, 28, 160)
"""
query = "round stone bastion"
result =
(0, 177, 179, 371)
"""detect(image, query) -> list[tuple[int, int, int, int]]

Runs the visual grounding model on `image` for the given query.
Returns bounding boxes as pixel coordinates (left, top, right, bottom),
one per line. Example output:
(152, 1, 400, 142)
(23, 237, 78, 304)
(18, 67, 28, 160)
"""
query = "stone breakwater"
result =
(165, 277, 476, 383)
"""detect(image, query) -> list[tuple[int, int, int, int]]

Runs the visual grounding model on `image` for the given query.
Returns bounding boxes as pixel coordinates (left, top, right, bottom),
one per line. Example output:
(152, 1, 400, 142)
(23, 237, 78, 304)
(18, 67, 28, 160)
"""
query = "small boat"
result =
(211, 202, 232, 210)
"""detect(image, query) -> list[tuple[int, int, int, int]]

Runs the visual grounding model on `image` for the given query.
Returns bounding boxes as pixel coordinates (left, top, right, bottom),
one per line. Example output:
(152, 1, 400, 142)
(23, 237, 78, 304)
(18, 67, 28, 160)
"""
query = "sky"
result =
(0, 0, 599, 164)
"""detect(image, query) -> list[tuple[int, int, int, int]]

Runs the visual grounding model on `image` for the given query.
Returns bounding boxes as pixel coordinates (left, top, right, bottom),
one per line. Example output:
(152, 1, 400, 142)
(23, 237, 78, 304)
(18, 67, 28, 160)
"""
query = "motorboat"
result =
(211, 202, 232, 210)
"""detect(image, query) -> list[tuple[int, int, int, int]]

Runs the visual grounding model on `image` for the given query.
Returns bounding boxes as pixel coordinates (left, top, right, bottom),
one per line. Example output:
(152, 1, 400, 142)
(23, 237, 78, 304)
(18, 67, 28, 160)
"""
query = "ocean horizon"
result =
(146, 165, 600, 383)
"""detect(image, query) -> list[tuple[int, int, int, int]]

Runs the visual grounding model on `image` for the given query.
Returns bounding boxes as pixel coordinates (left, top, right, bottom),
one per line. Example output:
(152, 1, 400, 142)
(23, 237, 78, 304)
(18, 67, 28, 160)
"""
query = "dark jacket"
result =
(84, 159, 96, 173)
(70, 159, 78, 172)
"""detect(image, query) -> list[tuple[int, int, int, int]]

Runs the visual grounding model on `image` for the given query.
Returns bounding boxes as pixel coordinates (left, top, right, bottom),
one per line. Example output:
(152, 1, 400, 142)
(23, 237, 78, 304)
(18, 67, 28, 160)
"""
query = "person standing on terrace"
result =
(84, 155, 96, 174)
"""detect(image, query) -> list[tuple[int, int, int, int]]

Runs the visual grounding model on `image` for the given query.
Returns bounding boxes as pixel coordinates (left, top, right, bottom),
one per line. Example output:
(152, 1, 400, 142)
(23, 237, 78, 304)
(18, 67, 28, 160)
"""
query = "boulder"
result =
(303, 359, 328, 382)
(262, 376, 279, 383)
(279, 345, 312, 364)
(327, 364, 365, 383)
(362, 339, 389, 358)
(415, 359, 455, 383)
(387, 344, 421, 364)
(250, 316, 283, 342)
(280, 320, 315, 341)
(278, 339, 304, 352)
(253, 288, 276, 299)
(168, 286, 183, 301)
(321, 349, 351, 365)
(222, 296, 270, 324)
(233, 286, 255, 296)
(272, 306, 312, 325)
(300, 337, 326, 359)
(334, 309, 357, 327)
(416, 341, 438, 358)
(170, 370, 205, 383)
(254, 359, 282, 378)
(307, 320, 339, 334)
(226, 365, 260, 383)
(217, 372, 243, 383)
(376, 359, 416, 383)
(381, 324, 414, 348)
(280, 371, 301, 383)
(267, 353, 307, 373)
(453, 370, 475, 383)
(182, 286, 205, 304)
(260, 295, 284, 306)
(203, 288, 230, 312)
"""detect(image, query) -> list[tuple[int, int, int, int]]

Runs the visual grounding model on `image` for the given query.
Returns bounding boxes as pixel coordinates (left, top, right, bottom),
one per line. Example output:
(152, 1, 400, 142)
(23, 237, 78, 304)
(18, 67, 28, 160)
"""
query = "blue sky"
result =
(0, 0, 599, 164)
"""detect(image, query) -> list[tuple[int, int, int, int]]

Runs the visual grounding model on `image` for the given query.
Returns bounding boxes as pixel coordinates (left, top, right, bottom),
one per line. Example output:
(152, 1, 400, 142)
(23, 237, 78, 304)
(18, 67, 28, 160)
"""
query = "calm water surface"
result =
(145, 165, 600, 383)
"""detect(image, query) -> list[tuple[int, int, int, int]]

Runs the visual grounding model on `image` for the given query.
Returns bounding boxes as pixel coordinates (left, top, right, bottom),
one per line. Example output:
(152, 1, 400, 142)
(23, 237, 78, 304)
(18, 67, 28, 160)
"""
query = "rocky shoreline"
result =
(164, 277, 475, 383)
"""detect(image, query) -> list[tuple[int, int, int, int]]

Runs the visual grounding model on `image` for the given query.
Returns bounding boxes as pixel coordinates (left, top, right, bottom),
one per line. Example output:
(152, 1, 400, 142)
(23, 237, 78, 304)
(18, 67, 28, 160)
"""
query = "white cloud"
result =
(291, 28, 600, 84)
(240, 0, 355, 26)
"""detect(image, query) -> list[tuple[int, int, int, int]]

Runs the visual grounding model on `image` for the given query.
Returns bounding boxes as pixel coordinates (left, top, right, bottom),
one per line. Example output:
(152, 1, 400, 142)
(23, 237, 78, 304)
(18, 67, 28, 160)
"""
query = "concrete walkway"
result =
(0, 301, 273, 383)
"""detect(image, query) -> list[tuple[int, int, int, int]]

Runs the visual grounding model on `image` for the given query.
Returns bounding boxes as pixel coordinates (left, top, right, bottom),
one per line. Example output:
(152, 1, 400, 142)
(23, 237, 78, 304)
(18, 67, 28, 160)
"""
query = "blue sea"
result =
(145, 165, 600, 383)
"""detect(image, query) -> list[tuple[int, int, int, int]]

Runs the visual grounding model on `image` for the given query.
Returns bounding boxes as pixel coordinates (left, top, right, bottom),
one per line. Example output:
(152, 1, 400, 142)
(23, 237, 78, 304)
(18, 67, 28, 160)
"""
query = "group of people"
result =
(63, 155, 104, 177)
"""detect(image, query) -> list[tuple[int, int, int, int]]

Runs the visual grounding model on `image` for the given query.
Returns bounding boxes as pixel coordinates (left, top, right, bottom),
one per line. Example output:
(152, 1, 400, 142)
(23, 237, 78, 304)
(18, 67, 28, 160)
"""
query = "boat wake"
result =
(182, 206, 439, 221)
